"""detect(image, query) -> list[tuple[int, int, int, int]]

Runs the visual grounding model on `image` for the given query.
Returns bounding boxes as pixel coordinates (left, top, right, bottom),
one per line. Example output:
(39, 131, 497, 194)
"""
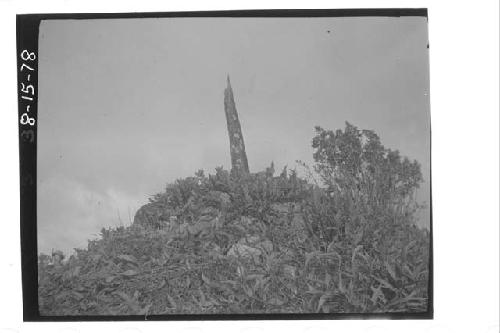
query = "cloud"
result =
(37, 176, 144, 255)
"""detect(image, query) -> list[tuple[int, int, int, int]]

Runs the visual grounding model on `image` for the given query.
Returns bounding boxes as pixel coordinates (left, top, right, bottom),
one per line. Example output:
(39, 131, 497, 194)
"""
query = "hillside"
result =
(38, 123, 430, 316)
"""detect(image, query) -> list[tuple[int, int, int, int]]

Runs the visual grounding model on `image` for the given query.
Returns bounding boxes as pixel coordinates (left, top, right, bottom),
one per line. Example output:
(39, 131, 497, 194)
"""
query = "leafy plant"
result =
(38, 123, 430, 316)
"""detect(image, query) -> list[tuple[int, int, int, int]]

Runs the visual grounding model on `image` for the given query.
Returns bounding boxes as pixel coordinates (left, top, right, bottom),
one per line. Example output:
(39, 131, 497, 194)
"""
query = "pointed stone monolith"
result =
(224, 76, 249, 176)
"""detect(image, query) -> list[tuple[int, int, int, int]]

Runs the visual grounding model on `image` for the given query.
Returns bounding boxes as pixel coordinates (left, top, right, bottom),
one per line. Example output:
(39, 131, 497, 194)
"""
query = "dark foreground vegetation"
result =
(38, 123, 430, 316)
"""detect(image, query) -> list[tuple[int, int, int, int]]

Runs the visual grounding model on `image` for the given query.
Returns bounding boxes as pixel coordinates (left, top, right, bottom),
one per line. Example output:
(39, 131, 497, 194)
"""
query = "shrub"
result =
(297, 122, 429, 312)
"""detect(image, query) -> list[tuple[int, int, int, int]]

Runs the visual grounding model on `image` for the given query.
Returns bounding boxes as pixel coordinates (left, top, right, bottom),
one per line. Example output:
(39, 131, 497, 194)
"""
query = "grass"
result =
(38, 165, 430, 316)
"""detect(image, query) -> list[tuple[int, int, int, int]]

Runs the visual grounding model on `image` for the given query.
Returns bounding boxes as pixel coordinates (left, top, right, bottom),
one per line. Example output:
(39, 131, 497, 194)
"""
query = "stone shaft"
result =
(224, 76, 249, 176)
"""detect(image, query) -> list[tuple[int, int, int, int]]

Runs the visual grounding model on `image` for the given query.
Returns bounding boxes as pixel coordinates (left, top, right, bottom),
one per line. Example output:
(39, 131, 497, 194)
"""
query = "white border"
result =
(0, 1, 498, 332)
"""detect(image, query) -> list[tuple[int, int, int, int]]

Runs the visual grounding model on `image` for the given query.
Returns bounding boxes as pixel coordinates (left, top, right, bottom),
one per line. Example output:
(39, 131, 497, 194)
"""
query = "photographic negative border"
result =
(17, 8, 433, 321)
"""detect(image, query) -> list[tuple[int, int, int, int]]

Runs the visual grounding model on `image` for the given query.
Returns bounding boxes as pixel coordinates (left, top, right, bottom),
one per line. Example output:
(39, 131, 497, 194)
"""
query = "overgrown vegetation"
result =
(38, 123, 430, 316)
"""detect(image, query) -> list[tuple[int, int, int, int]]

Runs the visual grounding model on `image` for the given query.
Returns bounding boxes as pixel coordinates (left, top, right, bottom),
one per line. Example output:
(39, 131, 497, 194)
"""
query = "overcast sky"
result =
(38, 16, 430, 255)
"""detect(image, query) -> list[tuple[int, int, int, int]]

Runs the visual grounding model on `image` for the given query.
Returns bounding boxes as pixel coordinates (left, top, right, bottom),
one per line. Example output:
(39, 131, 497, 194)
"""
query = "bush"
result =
(297, 122, 429, 312)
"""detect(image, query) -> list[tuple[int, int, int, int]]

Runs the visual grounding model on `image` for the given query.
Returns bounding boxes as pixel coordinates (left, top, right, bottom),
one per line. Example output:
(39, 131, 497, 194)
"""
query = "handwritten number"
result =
(20, 113, 35, 126)
(19, 51, 36, 127)
(20, 63, 34, 71)
(20, 83, 35, 95)
(21, 50, 36, 61)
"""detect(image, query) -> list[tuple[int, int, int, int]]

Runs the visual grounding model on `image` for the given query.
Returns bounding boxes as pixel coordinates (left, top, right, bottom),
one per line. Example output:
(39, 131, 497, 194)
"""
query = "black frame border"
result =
(17, 8, 432, 322)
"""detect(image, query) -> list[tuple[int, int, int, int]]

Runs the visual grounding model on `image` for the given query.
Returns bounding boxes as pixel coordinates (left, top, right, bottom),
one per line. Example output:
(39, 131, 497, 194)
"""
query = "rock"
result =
(201, 206, 219, 217)
(133, 202, 171, 229)
(117, 254, 137, 264)
(227, 243, 262, 261)
(271, 203, 291, 213)
(121, 269, 139, 277)
(227, 235, 273, 261)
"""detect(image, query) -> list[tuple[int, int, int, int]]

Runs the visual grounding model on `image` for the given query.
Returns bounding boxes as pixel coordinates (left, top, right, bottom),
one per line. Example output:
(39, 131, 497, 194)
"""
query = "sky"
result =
(37, 16, 430, 255)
